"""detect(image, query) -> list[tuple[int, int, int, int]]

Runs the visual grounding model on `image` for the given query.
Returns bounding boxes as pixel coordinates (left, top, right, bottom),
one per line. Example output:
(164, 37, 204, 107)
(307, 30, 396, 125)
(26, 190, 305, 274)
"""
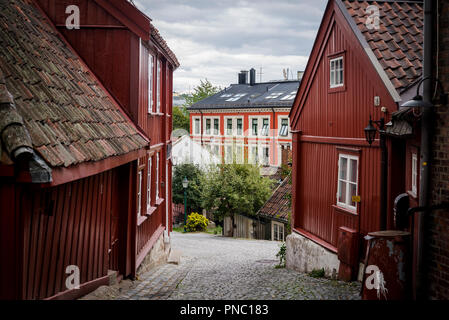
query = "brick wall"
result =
(426, 0, 449, 300)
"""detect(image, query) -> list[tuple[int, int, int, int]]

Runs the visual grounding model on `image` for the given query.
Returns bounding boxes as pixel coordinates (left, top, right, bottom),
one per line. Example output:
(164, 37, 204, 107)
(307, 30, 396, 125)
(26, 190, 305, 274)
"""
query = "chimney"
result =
(238, 70, 248, 84)
(249, 68, 256, 86)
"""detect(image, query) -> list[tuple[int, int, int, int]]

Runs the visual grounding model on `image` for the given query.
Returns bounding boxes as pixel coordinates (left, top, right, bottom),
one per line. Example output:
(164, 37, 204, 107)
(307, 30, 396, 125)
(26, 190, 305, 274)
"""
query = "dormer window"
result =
(330, 56, 344, 88)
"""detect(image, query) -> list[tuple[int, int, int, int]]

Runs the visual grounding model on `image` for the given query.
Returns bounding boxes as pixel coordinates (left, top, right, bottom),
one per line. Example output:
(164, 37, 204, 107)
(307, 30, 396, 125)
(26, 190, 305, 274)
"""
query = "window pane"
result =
(195, 119, 200, 134)
(237, 119, 243, 135)
(252, 119, 258, 135)
(206, 119, 211, 134)
(214, 119, 219, 135)
(338, 181, 347, 204)
(349, 183, 357, 207)
(349, 159, 357, 183)
(227, 119, 232, 135)
(339, 157, 348, 180)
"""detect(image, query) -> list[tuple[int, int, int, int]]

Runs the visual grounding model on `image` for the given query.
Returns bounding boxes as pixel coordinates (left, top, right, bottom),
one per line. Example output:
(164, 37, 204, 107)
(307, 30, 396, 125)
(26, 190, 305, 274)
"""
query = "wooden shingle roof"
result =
(0, 0, 149, 168)
(257, 174, 291, 223)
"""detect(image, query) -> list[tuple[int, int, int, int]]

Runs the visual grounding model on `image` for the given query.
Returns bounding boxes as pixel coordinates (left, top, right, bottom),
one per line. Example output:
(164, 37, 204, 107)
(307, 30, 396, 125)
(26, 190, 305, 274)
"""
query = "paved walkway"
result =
(82, 232, 361, 300)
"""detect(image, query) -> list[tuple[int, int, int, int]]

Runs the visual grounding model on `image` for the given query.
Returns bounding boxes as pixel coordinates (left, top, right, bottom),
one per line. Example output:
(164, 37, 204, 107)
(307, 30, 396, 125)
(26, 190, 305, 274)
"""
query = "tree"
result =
(201, 164, 273, 224)
(172, 106, 189, 132)
(172, 163, 205, 214)
(184, 79, 221, 107)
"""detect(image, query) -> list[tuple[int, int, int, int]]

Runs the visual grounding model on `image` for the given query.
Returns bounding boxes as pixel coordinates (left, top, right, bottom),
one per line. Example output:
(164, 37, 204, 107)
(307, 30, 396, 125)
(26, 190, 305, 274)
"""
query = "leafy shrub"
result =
(185, 212, 209, 232)
(309, 268, 325, 278)
(275, 242, 287, 268)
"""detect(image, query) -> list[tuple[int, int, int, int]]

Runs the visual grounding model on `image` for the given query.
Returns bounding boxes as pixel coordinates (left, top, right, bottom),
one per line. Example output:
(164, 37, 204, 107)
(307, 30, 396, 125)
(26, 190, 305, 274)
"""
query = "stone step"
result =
(167, 249, 182, 265)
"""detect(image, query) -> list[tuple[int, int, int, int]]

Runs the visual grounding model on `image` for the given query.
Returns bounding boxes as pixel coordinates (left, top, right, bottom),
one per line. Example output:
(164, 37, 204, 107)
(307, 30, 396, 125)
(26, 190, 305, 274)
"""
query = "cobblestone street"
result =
(82, 232, 361, 300)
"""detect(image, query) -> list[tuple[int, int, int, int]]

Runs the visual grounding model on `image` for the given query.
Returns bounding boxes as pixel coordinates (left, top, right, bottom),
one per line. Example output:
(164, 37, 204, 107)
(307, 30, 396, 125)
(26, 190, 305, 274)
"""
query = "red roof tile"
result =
(342, 0, 423, 93)
(0, 0, 149, 168)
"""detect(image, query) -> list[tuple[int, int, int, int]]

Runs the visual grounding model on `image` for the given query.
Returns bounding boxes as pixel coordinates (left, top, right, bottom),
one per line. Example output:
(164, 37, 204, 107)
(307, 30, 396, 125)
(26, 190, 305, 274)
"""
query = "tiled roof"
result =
(151, 25, 180, 69)
(188, 81, 300, 110)
(342, 0, 423, 93)
(257, 174, 291, 222)
(0, 0, 149, 168)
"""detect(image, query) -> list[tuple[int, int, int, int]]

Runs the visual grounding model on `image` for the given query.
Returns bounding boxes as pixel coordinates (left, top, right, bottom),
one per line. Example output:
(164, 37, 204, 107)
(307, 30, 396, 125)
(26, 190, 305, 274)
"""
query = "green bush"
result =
(185, 212, 209, 232)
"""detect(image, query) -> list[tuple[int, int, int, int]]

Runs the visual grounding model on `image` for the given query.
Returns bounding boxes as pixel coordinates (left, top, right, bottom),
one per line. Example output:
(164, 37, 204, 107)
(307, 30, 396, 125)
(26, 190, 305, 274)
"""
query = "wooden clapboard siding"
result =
(16, 166, 128, 300)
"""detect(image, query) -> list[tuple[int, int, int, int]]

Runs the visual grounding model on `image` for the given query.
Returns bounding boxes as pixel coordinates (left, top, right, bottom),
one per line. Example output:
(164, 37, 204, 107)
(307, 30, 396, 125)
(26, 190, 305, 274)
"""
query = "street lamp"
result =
(182, 177, 189, 232)
(364, 116, 387, 230)
(401, 76, 447, 110)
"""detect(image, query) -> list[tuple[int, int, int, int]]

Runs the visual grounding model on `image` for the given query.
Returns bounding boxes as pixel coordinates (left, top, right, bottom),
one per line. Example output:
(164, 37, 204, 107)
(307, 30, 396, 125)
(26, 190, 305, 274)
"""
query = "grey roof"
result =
(188, 80, 300, 110)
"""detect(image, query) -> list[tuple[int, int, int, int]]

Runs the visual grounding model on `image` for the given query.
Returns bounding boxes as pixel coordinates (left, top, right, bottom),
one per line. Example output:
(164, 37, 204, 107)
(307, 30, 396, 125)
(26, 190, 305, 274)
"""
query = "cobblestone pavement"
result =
(81, 232, 361, 300)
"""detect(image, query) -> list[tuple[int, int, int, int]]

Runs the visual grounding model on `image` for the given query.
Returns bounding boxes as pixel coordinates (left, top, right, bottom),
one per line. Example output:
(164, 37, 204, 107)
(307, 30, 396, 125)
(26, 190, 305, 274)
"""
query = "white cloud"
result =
(133, 0, 326, 93)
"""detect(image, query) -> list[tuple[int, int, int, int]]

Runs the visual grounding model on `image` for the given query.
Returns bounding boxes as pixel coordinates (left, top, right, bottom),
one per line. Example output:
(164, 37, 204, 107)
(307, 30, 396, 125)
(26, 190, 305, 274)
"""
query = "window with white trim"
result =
(236, 145, 243, 164)
(226, 118, 233, 136)
(261, 118, 269, 136)
(225, 145, 233, 164)
(337, 154, 358, 211)
(194, 118, 201, 135)
(205, 118, 211, 135)
(156, 59, 161, 113)
(272, 221, 284, 241)
(262, 146, 269, 166)
(147, 157, 152, 209)
(330, 56, 344, 88)
(137, 170, 142, 217)
(279, 118, 289, 136)
(236, 118, 243, 136)
(250, 145, 259, 164)
(155, 153, 160, 200)
(252, 118, 258, 136)
(411, 153, 418, 196)
(213, 118, 219, 135)
(148, 54, 154, 113)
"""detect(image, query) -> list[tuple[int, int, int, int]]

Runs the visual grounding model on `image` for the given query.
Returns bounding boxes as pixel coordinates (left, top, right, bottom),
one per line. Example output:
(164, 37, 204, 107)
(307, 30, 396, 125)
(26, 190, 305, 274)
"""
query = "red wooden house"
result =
(0, 0, 178, 300)
(287, 0, 423, 278)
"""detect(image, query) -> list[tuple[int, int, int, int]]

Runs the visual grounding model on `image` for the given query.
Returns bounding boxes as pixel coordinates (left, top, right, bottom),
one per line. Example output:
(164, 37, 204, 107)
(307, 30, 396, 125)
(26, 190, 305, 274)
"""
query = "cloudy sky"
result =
(133, 0, 327, 93)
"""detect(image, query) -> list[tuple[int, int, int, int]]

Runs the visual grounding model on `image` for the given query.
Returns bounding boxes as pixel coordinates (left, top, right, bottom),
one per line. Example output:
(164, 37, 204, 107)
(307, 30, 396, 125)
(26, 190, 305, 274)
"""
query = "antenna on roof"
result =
(258, 67, 264, 83)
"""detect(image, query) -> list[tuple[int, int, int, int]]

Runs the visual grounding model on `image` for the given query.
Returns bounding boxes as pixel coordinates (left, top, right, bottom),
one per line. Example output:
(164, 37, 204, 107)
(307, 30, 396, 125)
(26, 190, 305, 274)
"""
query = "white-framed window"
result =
(225, 144, 233, 164)
(280, 91, 297, 101)
(226, 118, 233, 136)
(213, 118, 219, 135)
(411, 153, 418, 196)
(337, 154, 358, 211)
(279, 118, 289, 137)
(236, 118, 243, 136)
(156, 59, 161, 113)
(250, 144, 259, 164)
(193, 117, 201, 135)
(250, 116, 271, 137)
(330, 56, 344, 88)
(261, 146, 270, 166)
(147, 157, 152, 209)
(203, 117, 220, 136)
(261, 118, 269, 136)
(235, 144, 244, 164)
(148, 54, 154, 113)
(155, 153, 160, 200)
(212, 144, 220, 157)
(272, 221, 284, 241)
(137, 170, 143, 217)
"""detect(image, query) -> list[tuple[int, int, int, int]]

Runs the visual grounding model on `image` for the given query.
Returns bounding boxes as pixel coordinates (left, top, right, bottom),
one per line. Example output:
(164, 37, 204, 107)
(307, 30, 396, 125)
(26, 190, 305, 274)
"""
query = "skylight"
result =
(226, 93, 247, 101)
(280, 91, 297, 100)
(220, 94, 233, 98)
(265, 92, 284, 99)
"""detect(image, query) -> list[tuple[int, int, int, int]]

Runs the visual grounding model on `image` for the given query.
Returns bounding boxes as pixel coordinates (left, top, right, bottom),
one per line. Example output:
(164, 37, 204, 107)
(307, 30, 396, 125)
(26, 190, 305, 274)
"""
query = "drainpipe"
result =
(415, 0, 434, 300)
